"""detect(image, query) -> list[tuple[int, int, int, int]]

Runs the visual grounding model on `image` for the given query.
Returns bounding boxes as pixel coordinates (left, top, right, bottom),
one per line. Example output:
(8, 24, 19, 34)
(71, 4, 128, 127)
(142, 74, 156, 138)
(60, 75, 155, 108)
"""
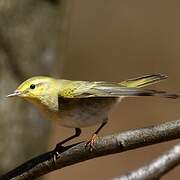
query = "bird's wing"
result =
(59, 80, 95, 98)
(58, 80, 178, 99)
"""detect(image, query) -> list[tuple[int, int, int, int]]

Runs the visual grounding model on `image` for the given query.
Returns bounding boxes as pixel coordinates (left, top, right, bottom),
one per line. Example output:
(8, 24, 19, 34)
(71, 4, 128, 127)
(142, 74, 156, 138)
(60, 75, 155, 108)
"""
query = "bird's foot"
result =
(52, 144, 66, 163)
(52, 141, 84, 163)
(85, 134, 97, 151)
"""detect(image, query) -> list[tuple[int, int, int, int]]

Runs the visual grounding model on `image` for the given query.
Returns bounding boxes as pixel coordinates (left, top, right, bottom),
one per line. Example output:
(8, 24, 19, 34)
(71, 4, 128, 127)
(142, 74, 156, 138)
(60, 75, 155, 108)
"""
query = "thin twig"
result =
(113, 143, 180, 180)
(1, 119, 180, 180)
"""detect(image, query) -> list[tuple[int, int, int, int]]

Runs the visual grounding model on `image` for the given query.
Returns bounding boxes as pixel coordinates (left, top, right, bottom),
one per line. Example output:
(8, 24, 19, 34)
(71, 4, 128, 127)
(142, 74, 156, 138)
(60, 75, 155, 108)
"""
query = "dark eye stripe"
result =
(30, 84, 36, 89)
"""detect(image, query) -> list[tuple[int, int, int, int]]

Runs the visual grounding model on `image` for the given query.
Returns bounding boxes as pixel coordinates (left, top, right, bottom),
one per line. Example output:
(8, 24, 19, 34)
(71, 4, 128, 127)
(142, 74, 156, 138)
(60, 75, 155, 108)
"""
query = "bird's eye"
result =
(30, 84, 36, 89)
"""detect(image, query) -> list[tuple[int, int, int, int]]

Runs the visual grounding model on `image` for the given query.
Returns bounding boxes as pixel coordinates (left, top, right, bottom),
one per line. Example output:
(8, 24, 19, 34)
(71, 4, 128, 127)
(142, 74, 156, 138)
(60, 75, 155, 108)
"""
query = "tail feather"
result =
(78, 74, 179, 99)
(92, 86, 179, 99)
(142, 89, 179, 99)
(119, 74, 168, 88)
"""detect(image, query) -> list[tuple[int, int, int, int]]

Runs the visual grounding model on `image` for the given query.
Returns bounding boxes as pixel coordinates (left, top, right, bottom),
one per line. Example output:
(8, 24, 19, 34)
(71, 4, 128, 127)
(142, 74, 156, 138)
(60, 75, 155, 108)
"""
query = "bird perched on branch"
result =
(7, 74, 179, 153)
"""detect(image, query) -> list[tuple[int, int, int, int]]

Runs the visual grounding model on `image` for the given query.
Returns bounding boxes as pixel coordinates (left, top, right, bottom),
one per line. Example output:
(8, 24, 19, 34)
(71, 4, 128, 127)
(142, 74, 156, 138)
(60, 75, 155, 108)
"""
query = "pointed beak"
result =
(6, 90, 21, 97)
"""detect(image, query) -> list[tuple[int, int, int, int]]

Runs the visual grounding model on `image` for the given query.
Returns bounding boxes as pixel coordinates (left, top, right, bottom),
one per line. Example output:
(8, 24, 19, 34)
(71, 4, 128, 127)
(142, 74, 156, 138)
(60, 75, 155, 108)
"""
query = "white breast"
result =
(37, 97, 122, 128)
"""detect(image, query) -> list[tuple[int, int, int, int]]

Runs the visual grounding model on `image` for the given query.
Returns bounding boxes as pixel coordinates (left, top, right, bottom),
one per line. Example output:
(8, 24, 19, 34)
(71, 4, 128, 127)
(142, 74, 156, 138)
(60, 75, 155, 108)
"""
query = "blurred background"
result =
(0, 0, 180, 179)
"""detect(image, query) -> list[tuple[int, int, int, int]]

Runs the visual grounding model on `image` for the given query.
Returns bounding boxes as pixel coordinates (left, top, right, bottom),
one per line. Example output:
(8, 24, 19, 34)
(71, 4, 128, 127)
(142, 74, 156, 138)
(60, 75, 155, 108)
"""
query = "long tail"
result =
(92, 87, 179, 99)
(81, 74, 179, 99)
(119, 74, 168, 88)
(127, 89, 179, 99)
(90, 74, 178, 99)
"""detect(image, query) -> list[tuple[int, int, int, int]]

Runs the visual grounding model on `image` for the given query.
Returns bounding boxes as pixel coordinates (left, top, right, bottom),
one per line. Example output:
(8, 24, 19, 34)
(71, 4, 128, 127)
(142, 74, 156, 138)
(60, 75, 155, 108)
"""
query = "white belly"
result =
(38, 97, 121, 128)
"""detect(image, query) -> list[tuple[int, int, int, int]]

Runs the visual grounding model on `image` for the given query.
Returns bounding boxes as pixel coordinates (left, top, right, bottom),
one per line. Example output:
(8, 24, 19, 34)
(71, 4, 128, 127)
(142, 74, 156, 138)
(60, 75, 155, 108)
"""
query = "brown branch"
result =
(113, 143, 180, 180)
(1, 119, 180, 180)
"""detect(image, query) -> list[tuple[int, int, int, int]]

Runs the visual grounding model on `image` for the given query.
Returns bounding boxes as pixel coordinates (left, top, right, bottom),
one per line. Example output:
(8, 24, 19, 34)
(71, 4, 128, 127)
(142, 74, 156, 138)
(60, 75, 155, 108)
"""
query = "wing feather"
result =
(58, 79, 178, 99)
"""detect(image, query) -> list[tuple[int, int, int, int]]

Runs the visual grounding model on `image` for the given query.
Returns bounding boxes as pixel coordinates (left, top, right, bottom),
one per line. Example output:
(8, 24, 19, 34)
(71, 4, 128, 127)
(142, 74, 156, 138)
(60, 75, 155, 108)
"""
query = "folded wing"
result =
(59, 76, 178, 99)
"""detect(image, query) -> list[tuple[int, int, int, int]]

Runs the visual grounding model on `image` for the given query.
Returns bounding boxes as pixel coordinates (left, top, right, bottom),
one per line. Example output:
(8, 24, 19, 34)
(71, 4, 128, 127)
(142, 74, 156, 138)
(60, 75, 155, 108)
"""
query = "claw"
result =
(53, 151, 60, 163)
(85, 134, 97, 151)
(53, 141, 84, 163)
(52, 144, 66, 163)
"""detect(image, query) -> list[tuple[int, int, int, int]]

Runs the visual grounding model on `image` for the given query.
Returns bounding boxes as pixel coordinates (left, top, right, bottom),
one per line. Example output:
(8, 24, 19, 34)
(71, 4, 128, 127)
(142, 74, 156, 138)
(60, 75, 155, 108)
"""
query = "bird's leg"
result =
(53, 128, 81, 161)
(86, 121, 107, 151)
(56, 128, 81, 147)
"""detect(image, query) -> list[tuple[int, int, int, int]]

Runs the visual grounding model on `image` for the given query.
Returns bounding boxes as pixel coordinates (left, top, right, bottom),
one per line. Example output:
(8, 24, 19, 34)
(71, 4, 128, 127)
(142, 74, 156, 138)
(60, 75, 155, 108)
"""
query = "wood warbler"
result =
(7, 74, 179, 150)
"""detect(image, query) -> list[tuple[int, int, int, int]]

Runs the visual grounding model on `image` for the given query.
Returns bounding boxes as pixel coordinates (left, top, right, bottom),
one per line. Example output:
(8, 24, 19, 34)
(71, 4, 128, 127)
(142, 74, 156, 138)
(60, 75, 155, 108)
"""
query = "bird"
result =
(7, 74, 179, 153)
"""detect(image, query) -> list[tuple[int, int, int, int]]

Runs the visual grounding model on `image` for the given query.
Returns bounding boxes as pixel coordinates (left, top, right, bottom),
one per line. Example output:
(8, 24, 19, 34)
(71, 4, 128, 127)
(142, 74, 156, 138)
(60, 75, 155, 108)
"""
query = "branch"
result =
(113, 143, 180, 180)
(1, 119, 180, 180)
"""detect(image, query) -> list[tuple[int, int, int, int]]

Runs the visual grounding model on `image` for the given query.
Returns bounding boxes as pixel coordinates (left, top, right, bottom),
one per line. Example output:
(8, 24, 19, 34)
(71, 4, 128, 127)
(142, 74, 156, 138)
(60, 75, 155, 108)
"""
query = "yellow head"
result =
(7, 76, 58, 100)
